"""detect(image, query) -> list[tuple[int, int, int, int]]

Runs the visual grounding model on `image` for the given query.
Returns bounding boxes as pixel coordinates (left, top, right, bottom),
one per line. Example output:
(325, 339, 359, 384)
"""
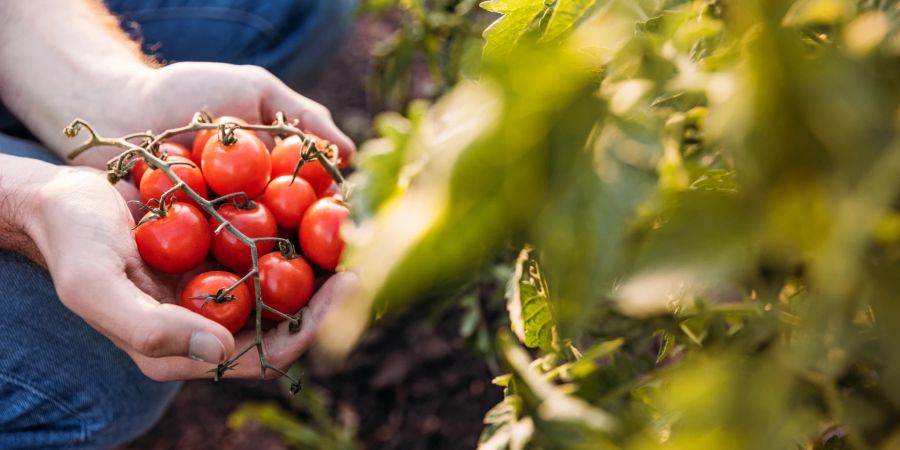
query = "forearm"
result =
(0, 155, 57, 266)
(0, 0, 153, 166)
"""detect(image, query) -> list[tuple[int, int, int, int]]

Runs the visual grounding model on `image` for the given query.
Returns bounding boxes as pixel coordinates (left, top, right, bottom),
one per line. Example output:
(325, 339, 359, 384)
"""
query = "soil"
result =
(122, 14, 503, 450)
(124, 309, 502, 450)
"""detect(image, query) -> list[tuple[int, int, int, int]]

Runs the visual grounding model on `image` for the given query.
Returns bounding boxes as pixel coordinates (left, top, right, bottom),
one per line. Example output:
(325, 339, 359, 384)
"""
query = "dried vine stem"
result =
(64, 112, 349, 394)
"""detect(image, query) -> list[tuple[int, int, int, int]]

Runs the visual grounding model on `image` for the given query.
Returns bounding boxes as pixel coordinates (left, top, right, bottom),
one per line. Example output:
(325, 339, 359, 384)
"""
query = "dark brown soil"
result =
(122, 14, 502, 450)
(124, 309, 502, 450)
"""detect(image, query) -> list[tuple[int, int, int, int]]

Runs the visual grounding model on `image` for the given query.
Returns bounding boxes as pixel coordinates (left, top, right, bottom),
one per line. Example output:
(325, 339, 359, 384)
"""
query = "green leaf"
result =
(480, 0, 550, 60)
(497, 331, 620, 448)
(508, 246, 557, 352)
(478, 396, 533, 450)
(228, 403, 359, 450)
(541, 0, 600, 42)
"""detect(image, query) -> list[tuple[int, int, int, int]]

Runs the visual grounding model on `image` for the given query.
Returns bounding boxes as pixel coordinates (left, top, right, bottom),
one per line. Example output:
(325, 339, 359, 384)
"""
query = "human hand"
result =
(23, 164, 356, 381)
(68, 62, 356, 169)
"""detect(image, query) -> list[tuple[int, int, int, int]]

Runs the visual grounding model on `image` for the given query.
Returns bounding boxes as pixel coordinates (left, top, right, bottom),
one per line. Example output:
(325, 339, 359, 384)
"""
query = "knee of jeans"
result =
(76, 379, 180, 448)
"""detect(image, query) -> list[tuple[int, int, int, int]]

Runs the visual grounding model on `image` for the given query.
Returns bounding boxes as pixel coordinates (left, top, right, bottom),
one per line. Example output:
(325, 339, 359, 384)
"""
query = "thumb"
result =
(67, 274, 236, 363)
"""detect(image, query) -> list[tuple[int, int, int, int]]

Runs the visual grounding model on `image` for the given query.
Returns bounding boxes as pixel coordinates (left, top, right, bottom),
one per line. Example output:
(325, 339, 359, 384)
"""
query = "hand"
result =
(24, 165, 357, 381)
(69, 62, 356, 169)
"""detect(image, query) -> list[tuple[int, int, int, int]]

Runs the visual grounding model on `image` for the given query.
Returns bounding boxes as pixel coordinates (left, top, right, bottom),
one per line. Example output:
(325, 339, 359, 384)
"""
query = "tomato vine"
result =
(64, 111, 348, 394)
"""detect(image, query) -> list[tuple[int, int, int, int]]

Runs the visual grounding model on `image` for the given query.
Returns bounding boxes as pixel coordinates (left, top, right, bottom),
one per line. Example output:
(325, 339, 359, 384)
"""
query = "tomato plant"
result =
(134, 202, 210, 274)
(299, 198, 348, 271)
(180, 271, 252, 333)
(209, 201, 278, 272)
(202, 129, 271, 198)
(259, 175, 317, 229)
(303, 1, 900, 448)
(257, 251, 315, 321)
(139, 155, 208, 208)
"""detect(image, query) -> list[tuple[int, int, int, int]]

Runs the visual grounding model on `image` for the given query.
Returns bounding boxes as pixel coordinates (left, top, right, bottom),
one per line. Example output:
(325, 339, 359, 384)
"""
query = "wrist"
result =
(0, 155, 59, 265)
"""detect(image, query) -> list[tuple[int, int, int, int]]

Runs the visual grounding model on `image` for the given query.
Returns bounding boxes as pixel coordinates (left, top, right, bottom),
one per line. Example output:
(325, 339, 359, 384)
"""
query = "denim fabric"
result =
(0, 251, 180, 450)
(0, 1, 356, 447)
(0, 134, 180, 449)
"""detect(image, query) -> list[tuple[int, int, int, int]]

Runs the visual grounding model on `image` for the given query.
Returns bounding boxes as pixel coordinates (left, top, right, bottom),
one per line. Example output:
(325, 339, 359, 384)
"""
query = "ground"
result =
(122, 14, 502, 450)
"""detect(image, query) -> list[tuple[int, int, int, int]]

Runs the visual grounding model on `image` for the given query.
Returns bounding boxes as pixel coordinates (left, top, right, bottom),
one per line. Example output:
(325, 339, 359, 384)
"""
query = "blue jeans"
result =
(0, 1, 354, 448)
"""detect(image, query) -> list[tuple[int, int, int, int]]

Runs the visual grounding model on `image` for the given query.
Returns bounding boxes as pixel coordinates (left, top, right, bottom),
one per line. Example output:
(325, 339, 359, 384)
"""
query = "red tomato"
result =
(257, 252, 315, 321)
(180, 271, 252, 333)
(191, 116, 254, 164)
(259, 175, 317, 229)
(299, 198, 349, 271)
(135, 203, 210, 274)
(132, 142, 190, 186)
(319, 182, 341, 200)
(139, 155, 208, 209)
(209, 202, 278, 272)
(202, 129, 271, 198)
(270, 134, 336, 195)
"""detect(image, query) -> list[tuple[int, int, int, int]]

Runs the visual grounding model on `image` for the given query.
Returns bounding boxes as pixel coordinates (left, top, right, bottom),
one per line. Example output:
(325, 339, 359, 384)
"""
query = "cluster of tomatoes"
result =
(132, 116, 350, 333)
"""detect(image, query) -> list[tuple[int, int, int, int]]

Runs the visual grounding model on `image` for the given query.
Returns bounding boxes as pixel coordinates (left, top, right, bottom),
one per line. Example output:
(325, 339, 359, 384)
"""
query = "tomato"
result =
(259, 175, 317, 229)
(191, 116, 254, 164)
(299, 198, 349, 271)
(209, 201, 278, 272)
(180, 271, 252, 333)
(319, 182, 341, 200)
(202, 129, 271, 198)
(131, 142, 190, 186)
(135, 203, 210, 274)
(257, 252, 315, 321)
(139, 155, 208, 209)
(270, 134, 336, 195)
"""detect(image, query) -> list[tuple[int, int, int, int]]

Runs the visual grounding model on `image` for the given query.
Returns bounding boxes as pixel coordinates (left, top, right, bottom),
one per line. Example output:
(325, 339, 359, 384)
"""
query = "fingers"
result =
(58, 271, 236, 364)
(124, 271, 360, 381)
(261, 272, 357, 367)
(295, 102, 357, 166)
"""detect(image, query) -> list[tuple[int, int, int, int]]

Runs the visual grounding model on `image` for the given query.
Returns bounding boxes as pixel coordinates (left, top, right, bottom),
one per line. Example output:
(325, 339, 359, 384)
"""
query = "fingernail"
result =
(189, 332, 226, 363)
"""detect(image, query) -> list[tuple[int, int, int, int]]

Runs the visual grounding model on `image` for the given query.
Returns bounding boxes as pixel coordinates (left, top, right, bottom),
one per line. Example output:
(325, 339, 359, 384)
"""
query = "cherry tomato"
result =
(259, 175, 317, 229)
(202, 129, 271, 198)
(131, 142, 190, 186)
(180, 271, 252, 333)
(299, 198, 349, 271)
(319, 182, 341, 200)
(135, 203, 210, 274)
(191, 116, 254, 164)
(257, 252, 315, 321)
(270, 134, 336, 195)
(209, 201, 278, 272)
(139, 155, 208, 209)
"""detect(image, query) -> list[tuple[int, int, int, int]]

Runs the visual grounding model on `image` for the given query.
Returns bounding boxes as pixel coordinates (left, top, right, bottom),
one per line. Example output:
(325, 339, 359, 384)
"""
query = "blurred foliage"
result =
(327, 0, 900, 448)
(228, 382, 359, 450)
(359, 0, 488, 110)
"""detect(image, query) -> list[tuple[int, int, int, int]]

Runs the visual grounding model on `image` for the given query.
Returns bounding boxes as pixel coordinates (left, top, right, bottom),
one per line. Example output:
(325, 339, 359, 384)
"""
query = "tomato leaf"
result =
(480, 0, 551, 60)
(541, 0, 600, 42)
(497, 331, 620, 445)
(508, 246, 557, 352)
(477, 396, 533, 450)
